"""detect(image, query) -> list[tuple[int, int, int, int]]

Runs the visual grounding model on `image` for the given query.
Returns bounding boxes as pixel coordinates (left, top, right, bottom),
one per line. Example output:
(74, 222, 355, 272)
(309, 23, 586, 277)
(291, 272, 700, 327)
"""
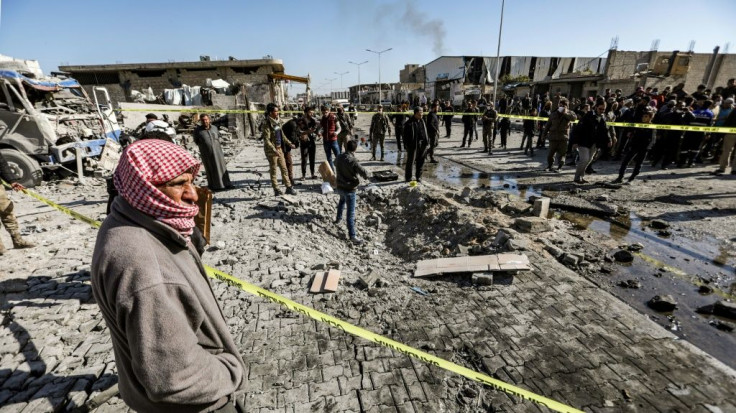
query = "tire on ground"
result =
(0, 148, 43, 188)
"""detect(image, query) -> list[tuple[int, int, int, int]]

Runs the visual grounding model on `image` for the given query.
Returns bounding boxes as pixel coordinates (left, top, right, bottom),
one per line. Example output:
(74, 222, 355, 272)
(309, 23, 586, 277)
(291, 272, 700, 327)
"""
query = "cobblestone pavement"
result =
(0, 116, 734, 412)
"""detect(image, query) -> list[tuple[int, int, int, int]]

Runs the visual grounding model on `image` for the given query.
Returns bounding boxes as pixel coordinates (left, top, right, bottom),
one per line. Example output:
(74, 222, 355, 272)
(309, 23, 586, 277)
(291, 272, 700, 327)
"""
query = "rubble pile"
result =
(377, 186, 497, 259)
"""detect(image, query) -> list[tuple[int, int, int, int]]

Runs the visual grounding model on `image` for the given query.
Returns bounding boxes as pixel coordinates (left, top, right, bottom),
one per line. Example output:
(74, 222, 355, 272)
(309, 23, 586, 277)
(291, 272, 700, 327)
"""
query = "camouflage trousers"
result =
(0, 185, 19, 233)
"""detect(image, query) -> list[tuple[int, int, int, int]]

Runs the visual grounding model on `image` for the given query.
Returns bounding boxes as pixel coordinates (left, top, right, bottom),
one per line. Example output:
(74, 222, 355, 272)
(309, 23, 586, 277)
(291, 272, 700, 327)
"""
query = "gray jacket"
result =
(91, 197, 245, 412)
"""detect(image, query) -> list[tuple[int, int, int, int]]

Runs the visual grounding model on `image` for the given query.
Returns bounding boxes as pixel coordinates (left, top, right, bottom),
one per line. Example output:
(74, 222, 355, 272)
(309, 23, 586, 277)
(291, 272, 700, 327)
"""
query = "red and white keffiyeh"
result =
(114, 139, 201, 236)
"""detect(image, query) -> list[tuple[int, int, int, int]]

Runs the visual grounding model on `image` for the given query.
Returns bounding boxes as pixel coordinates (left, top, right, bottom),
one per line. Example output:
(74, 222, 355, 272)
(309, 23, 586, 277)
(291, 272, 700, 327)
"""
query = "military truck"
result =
(0, 68, 122, 187)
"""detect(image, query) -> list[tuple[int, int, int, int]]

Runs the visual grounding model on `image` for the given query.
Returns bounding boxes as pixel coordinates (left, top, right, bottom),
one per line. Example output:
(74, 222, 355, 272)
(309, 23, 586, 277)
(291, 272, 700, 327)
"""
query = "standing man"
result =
(369, 105, 392, 161)
(391, 101, 410, 152)
(426, 102, 440, 163)
(91, 139, 246, 413)
(336, 106, 353, 153)
(262, 104, 297, 196)
(297, 106, 319, 180)
(713, 108, 736, 175)
(320, 105, 341, 172)
(281, 115, 301, 185)
(460, 100, 479, 147)
(334, 139, 369, 245)
(403, 106, 430, 182)
(481, 102, 498, 153)
(0, 153, 35, 255)
(347, 103, 358, 123)
(193, 114, 232, 191)
(572, 101, 610, 184)
(441, 100, 454, 137)
(543, 99, 577, 172)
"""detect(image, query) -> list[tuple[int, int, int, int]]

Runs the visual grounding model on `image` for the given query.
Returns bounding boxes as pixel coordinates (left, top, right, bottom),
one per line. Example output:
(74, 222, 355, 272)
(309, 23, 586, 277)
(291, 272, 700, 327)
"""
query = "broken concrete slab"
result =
(532, 197, 550, 218)
(514, 217, 552, 233)
(549, 195, 619, 217)
(497, 253, 531, 271)
(355, 270, 380, 290)
(414, 254, 529, 277)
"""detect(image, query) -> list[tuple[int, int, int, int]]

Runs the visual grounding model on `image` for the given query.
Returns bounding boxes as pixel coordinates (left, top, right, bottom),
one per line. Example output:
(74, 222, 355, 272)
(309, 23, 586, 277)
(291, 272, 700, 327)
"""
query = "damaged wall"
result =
(59, 59, 286, 107)
(601, 50, 736, 95)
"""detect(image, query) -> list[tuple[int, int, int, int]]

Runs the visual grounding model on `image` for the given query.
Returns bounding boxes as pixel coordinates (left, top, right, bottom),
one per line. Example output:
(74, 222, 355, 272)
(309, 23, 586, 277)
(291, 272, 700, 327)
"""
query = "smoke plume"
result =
(400, 0, 446, 56)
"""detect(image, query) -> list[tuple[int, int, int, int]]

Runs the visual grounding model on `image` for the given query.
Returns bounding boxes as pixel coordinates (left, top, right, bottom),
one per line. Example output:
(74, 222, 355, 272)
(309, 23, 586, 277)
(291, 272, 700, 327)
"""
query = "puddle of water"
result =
(555, 209, 736, 369)
(380, 146, 543, 199)
(556, 210, 736, 284)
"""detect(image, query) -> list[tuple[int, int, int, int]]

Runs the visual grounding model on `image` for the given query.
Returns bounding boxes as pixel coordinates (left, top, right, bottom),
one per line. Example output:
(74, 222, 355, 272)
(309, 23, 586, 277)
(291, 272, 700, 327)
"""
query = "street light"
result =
(325, 77, 336, 98)
(366, 48, 392, 102)
(348, 60, 368, 103)
(492, 0, 505, 107)
(334, 71, 349, 90)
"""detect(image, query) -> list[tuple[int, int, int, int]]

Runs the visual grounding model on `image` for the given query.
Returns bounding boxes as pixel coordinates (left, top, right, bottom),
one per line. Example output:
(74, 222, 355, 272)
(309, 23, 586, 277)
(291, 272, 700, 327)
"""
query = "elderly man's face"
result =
(156, 172, 198, 206)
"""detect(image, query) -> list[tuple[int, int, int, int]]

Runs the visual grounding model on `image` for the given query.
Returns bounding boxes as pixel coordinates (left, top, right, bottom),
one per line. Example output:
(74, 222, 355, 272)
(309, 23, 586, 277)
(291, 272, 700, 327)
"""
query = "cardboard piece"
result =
(323, 269, 340, 292)
(413, 254, 529, 278)
(310, 272, 326, 293)
(318, 161, 336, 187)
(309, 269, 341, 293)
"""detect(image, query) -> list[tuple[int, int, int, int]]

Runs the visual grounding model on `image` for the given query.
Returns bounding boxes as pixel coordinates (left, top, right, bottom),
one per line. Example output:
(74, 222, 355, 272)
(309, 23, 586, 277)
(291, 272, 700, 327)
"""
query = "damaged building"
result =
(600, 48, 736, 95)
(424, 55, 607, 103)
(423, 48, 736, 103)
(59, 57, 309, 138)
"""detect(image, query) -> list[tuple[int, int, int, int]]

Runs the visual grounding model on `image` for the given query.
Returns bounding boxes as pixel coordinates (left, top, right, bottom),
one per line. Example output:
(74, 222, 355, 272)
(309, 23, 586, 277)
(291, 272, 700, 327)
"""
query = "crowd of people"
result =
(363, 78, 736, 185)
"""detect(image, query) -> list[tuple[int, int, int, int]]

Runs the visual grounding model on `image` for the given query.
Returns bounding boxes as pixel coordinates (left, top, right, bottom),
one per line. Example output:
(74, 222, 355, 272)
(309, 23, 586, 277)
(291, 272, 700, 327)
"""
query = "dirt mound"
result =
(372, 186, 497, 260)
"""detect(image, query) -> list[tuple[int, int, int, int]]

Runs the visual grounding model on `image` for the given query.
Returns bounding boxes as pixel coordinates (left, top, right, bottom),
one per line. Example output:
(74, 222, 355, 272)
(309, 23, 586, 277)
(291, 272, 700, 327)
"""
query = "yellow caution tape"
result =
(115, 107, 736, 134)
(6, 181, 582, 413)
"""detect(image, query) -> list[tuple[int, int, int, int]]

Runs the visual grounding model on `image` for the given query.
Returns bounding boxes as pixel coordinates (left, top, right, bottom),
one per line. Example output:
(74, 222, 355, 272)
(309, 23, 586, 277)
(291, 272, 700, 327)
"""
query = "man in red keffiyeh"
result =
(113, 139, 201, 237)
(92, 140, 247, 412)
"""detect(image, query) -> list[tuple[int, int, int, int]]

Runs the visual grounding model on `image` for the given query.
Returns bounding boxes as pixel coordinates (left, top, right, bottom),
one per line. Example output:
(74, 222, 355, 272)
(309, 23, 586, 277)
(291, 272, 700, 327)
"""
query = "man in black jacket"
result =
(334, 140, 369, 245)
(391, 101, 410, 152)
(0, 152, 36, 255)
(426, 102, 440, 163)
(403, 106, 430, 182)
(572, 101, 610, 183)
(441, 100, 454, 137)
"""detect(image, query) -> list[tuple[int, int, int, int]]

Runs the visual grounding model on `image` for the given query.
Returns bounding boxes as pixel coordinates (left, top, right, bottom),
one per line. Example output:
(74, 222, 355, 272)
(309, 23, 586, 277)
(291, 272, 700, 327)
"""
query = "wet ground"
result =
(355, 118, 736, 369)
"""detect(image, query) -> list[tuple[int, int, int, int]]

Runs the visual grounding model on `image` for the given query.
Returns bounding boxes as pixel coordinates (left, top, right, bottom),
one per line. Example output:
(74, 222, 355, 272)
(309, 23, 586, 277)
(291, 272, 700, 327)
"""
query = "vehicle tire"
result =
(0, 148, 43, 188)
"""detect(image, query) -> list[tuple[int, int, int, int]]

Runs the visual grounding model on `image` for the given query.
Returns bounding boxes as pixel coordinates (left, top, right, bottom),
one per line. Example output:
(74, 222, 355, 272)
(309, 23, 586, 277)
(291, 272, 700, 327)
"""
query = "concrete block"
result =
(532, 197, 551, 218)
(471, 273, 494, 285)
(514, 217, 553, 233)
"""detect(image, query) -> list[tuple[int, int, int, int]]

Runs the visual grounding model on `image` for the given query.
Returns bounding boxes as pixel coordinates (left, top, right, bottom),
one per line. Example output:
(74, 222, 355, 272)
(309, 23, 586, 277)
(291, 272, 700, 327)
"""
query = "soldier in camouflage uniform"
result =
(0, 152, 36, 255)
(369, 106, 392, 161)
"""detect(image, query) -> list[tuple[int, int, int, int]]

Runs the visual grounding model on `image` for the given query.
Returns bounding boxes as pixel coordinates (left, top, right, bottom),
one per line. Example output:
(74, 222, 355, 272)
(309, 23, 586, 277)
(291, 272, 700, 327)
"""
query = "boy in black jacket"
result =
(334, 139, 369, 245)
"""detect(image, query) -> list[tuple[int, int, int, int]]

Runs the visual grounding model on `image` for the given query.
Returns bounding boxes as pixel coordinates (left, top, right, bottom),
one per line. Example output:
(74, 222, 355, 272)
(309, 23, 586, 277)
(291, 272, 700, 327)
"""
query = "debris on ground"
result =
(413, 254, 530, 278)
(648, 295, 678, 312)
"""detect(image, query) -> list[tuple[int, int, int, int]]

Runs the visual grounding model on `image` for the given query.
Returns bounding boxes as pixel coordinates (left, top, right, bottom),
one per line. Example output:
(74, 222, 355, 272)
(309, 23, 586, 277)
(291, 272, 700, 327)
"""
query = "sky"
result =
(1, 0, 735, 96)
